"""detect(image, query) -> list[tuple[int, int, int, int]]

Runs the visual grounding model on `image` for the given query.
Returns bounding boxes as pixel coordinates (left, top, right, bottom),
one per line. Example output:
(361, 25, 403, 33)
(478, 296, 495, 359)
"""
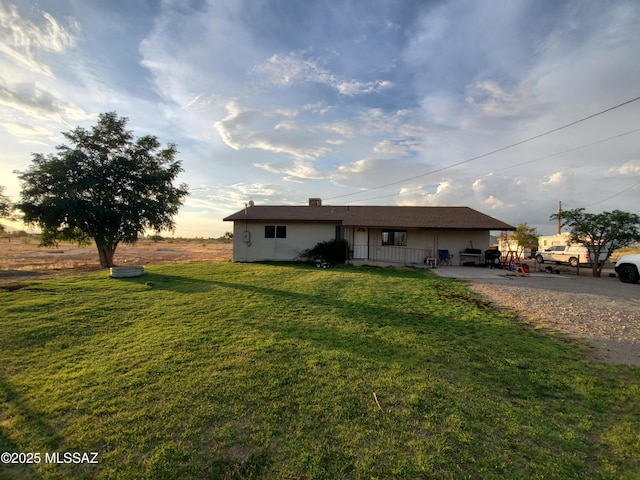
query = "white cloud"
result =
(330, 157, 397, 189)
(465, 80, 531, 117)
(527, 2, 640, 105)
(395, 180, 459, 206)
(336, 79, 393, 96)
(544, 171, 567, 185)
(332, 158, 370, 180)
(0, 81, 88, 124)
(419, 94, 460, 128)
(0, 121, 57, 144)
(253, 52, 315, 87)
(188, 182, 291, 211)
(0, 4, 95, 145)
(483, 194, 506, 209)
(254, 51, 393, 96)
(0, 4, 78, 78)
(609, 160, 640, 175)
(214, 101, 336, 164)
(254, 161, 322, 183)
(373, 137, 426, 156)
(302, 101, 334, 115)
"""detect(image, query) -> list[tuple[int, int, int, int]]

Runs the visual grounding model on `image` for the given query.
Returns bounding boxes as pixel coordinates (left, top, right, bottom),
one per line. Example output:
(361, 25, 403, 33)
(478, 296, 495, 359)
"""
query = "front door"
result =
(353, 229, 368, 259)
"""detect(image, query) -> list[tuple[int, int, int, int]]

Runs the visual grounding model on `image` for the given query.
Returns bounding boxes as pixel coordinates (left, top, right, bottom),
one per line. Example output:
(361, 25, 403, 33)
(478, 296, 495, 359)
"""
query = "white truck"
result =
(615, 254, 640, 284)
(534, 244, 607, 267)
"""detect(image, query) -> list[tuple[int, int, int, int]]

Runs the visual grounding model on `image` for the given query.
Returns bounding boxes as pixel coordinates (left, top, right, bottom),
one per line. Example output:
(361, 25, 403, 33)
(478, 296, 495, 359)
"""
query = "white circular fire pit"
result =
(110, 266, 145, 278)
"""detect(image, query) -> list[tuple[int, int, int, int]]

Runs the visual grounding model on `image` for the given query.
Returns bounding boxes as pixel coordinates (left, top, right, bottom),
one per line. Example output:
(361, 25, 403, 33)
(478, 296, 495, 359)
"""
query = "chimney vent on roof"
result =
(309, 198, 322, 207)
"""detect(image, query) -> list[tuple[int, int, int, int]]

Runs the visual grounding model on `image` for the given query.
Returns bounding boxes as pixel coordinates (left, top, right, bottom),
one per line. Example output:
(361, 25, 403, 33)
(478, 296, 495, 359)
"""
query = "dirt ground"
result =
(0, 237, 232, 283)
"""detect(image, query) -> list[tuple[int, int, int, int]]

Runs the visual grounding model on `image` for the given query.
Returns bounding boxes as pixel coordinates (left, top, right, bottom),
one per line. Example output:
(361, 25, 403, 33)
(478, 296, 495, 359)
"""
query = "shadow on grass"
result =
(111, 272, 215, 294)
(84, 266, 628, 412)
(205, 277, 593, 405)
(0, 376, 61, 480)
(110, 262, 441, 294)
(257, 261, 437, 278)
(111, 269, 508, 367)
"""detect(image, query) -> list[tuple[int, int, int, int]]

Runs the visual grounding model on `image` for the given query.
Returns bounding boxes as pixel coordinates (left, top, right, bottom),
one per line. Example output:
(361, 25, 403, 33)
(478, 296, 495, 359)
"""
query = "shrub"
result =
(300, 239, 348, 264)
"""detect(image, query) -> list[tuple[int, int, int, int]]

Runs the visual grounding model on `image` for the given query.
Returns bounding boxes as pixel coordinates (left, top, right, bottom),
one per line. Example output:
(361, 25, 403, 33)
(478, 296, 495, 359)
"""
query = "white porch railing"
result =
(351, 245, 434, 265)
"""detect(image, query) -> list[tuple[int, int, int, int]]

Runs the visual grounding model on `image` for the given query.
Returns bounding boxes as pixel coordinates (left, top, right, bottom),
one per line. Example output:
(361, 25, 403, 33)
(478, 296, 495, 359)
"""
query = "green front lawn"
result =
(1, 263, 639, 479)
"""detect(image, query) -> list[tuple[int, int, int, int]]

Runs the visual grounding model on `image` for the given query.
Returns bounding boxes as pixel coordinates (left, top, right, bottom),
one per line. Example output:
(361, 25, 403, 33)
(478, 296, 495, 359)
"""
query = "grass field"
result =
(1, 262, 639, 479)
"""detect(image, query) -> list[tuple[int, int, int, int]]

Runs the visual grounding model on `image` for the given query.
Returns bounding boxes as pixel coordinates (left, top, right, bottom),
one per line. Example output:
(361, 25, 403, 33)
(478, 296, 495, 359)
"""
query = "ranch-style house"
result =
(223, 198, 515, 266)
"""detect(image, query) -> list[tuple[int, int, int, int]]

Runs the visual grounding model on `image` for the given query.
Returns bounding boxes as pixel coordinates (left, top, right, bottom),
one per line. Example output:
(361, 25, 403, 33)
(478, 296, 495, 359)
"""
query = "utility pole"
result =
(557, 200, 561, 234)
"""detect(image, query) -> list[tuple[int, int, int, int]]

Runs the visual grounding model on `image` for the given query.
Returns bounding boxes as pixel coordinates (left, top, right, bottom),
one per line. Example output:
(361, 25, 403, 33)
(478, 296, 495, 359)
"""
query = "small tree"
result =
(507, 223, 539, 257)
(0, 186, 14, 234)
(0, 186, 11, 218)
(550, 208, 640, 277)
(15, 112, 189, 268)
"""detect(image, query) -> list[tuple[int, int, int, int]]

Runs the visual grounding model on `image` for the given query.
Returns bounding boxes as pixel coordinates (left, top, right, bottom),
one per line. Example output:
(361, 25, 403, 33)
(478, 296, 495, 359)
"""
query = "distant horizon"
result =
(0, 199, 586, 238)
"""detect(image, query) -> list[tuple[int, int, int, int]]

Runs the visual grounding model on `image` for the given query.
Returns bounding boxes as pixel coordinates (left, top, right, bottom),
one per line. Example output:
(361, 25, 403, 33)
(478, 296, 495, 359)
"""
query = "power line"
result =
(325, 95, 640, 202)
(582, 179, 640, 208)
(336, 127, 640, 205)
(476, 127, 640, 176)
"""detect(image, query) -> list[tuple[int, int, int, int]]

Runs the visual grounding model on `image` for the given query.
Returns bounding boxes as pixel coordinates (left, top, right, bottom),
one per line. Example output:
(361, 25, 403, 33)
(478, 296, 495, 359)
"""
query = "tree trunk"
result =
(96, 241, 117, 268)
(590, 245, 604, 277)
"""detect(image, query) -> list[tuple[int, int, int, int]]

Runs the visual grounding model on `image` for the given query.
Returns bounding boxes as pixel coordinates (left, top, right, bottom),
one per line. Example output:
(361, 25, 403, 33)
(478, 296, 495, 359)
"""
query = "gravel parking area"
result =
(434, 266, 640, 367)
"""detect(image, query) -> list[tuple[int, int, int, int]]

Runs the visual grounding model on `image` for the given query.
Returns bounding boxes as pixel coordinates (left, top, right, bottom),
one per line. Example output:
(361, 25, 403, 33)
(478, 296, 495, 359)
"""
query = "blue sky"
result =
(1, 0, 639, 237)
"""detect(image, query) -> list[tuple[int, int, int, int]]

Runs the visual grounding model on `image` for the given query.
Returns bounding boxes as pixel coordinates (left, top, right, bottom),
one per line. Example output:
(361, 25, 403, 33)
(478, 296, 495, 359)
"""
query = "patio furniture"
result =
(438, 249, 452, 265)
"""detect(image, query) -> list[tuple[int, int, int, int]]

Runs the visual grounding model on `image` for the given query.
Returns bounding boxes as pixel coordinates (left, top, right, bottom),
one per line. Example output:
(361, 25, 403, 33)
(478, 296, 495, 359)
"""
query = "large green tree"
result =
(550, 208, 640, 277)
(16, 112, 189, 268)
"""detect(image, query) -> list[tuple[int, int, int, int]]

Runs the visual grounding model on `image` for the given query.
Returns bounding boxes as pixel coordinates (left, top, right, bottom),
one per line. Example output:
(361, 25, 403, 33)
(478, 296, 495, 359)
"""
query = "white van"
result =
(534, 244, 607, 267)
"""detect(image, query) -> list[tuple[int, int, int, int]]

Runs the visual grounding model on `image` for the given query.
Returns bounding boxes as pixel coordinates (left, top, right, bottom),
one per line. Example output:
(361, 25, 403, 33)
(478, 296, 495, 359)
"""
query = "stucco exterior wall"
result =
(232, 221, 338, 262)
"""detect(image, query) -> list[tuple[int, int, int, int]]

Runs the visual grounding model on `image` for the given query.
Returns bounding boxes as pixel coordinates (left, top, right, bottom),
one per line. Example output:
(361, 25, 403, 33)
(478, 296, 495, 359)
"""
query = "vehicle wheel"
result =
(569, 257, 579, 267)
(618, 265, 640, 284)
(535, 255, 544, 263)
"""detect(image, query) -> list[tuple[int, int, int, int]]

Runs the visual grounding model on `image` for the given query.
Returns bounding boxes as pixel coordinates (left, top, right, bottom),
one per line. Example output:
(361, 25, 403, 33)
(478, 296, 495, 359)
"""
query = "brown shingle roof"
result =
(223, 205, 515, 230)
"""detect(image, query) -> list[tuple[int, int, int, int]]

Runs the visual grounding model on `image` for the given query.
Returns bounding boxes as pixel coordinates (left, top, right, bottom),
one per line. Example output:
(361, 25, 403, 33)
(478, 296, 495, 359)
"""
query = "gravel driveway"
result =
(433, 266, 640, 367)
